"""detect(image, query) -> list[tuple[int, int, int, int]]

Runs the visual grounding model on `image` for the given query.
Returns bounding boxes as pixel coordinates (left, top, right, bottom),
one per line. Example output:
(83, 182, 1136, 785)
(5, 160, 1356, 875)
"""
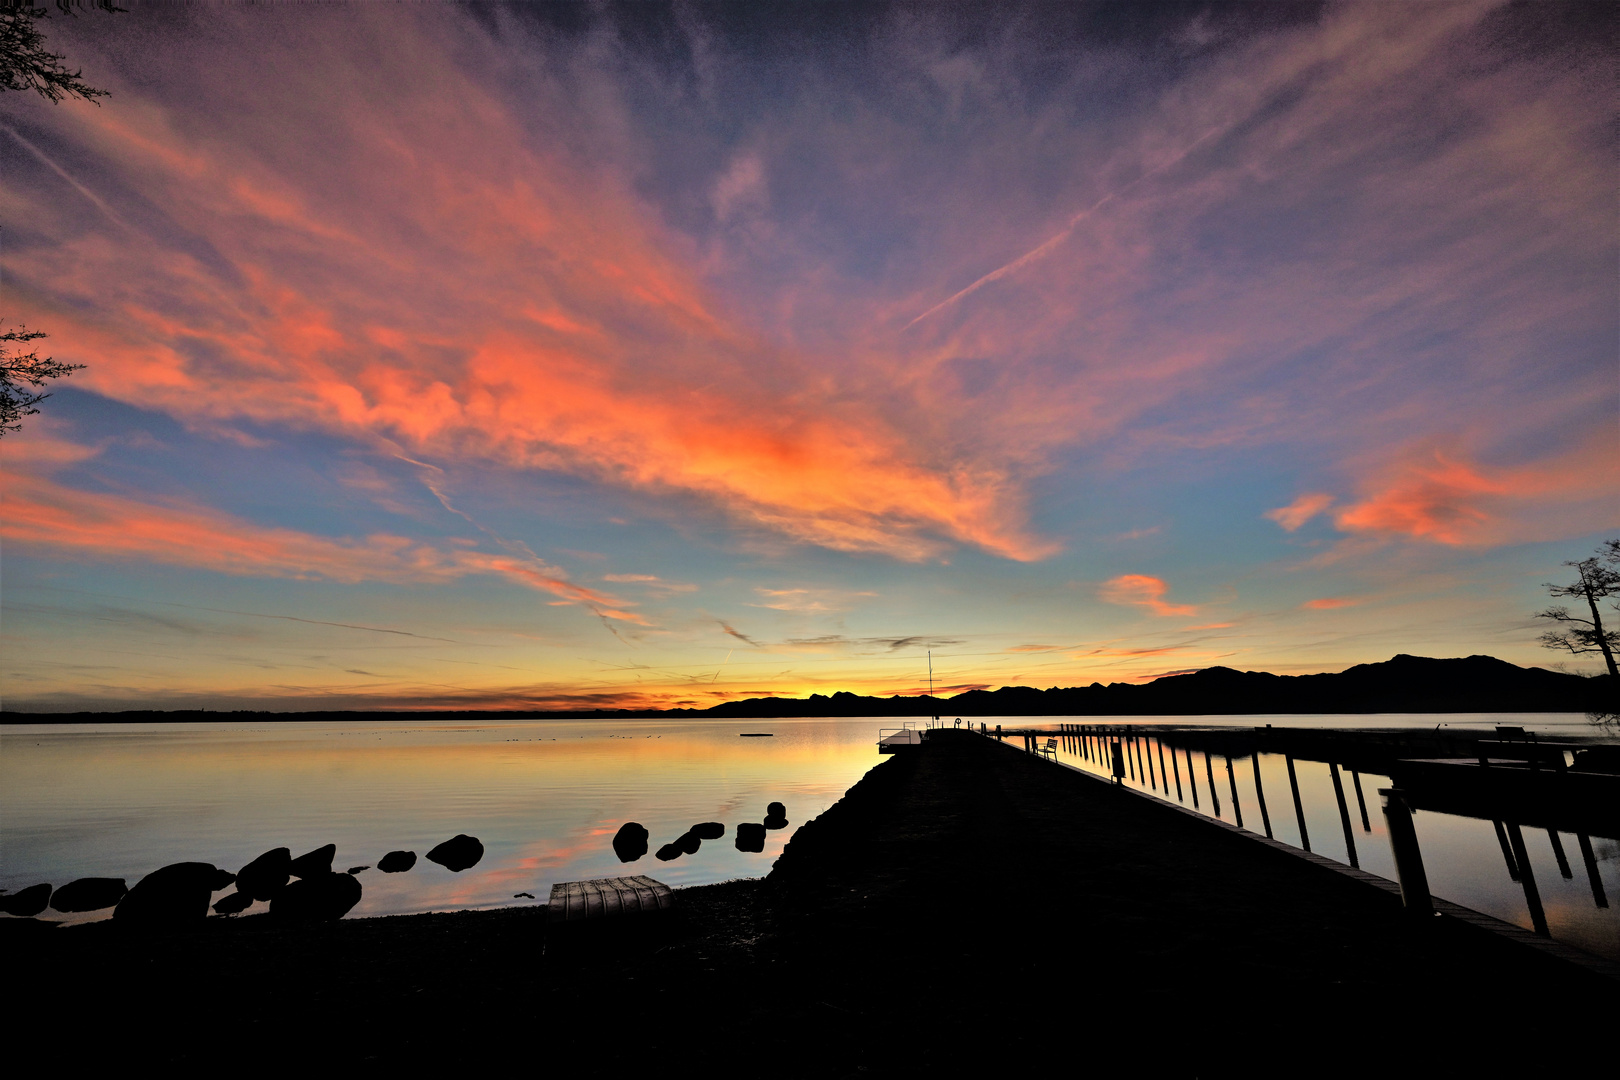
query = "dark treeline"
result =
(5, 654, 1614, 723)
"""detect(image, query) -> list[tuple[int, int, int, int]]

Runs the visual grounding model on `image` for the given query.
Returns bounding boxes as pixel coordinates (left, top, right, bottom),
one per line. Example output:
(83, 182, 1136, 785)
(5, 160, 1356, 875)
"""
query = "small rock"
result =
(115, 863, 227, 926)
(691, 822, 725, 840)
(655, 843, 683, 862)
(346, 866, 370, 875)
(49, 877, 126, 913)
(270, 872, 362, 922)
(734, 823, 766, 852)
(425, 834, 484, 872)
(764, 813, 788, 830)
(378, 850, 417, 873)
(236, 848, 291, 900)
(287, 844, 336, 879)
(612, 822, 650, 863)
(514, 892, 535, 899)
(767, 801, 786, 818)
(0, 883, 52, 917)
(676, 831, 701, 854)
(212, 891, 254, 915)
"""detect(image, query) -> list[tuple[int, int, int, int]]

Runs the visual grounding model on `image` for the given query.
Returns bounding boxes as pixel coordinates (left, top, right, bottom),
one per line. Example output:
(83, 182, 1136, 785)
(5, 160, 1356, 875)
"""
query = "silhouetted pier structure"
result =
(994, 721, 1618, 946)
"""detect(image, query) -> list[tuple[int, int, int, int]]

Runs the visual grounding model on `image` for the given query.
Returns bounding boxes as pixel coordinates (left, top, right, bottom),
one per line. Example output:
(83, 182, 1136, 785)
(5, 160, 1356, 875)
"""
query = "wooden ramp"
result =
(548, 875, 673, 924)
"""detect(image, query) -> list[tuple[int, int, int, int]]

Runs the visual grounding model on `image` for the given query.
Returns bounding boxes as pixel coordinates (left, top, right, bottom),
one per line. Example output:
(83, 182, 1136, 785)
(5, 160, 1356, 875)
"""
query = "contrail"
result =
(903, 125, 1225, 331)
(3, 125, 133, 233)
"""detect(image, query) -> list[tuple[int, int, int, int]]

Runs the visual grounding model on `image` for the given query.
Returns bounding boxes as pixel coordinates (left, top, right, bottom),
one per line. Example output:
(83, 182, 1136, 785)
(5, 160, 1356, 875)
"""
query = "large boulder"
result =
(378, 850, 416, 874)
(691, 822, 725, 840)
(49, 877, 126, 913)
(212, 891, 254, 915)
(286, 844, 336, 880)
(114, 863, 233, 926)
(236, 847, 291, 900)
(734, 823, 766, 853)
(0, 883, 53, 917)
(425, 835, 483, 873)
(612, 822, 649, 863)
(270, 872, 361, 922)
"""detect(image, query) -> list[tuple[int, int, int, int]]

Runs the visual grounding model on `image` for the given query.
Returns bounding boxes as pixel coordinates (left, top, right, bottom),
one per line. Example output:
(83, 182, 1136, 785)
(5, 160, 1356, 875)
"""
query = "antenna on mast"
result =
(928, 650, 937, 725)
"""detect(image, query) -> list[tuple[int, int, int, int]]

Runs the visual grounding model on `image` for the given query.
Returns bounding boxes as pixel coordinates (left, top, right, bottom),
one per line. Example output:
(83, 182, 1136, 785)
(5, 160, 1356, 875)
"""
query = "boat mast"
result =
(929, 650, 937, 725)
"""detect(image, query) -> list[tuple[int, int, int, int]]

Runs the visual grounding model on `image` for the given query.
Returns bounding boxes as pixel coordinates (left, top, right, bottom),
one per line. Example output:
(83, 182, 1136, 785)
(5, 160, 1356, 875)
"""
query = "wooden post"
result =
(1110, 740, 1126, 783)
(1350, 770, 1371, 832)
(1224, 756, 1242, 828)
(1251, 752, 1273, 839)
(1504, 822, 1550, 937)
(1576, 833, 1609, 908)
(1157, 738, 1170, 795)
(1329, 762, 1359, 869)
(1145, 736, 1158, 791)
(1378, 788, 1432, 917)
(1546, 829, 1573, 880)
(1492, 820, 1521, 882)
(1205, 752, 1221, 818)
(1170, 740, 1184, 802)
(1185, 747, 1199, 809)
(1286, 754, 1310, 852)
(1129, 733, 1141, 782)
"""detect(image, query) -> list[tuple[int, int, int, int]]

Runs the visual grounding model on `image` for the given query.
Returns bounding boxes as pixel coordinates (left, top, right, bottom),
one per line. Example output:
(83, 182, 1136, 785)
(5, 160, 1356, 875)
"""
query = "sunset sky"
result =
(2, 2, 1614, 712)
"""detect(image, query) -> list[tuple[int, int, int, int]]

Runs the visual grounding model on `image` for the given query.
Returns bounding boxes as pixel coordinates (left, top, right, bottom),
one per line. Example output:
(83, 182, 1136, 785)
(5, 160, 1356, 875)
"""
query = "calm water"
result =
(2, 713, 1616, 962)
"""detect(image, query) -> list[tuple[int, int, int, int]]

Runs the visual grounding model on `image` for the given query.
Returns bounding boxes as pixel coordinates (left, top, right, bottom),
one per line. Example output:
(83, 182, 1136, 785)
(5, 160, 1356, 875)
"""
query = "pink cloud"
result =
(1099, 574, 1198, 617)
(0, 464, 645, 622)
(1266, 493, 1335, 532)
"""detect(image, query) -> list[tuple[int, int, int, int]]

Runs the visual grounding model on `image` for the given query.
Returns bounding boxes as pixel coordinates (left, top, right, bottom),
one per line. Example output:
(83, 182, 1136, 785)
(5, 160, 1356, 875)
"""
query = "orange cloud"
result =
(1302, 597, 1359, 610)
(1265, 493, 1334, 532)
(1098, 574, 1198, 617)
(1332, 441, 1617, 547)
(5, 32, 1056, 565)
(0, 468, 644, 622)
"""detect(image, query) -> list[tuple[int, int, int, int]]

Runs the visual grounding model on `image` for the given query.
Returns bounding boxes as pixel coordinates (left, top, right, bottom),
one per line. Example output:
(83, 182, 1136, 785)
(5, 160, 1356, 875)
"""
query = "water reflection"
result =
(0, 717, 881, 924)
(1042, 720, 1620, 962)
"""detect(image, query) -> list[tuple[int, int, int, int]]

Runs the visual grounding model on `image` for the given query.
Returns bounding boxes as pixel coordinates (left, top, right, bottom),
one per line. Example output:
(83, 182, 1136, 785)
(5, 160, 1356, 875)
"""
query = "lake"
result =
(2, 713, 1615, 961)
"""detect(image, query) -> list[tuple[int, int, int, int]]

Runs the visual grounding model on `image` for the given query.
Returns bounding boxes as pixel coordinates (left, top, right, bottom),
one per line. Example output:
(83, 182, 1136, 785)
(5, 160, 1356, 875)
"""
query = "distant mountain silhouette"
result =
(6, 655, 1612, 722)
(692, 655, 1613, 718)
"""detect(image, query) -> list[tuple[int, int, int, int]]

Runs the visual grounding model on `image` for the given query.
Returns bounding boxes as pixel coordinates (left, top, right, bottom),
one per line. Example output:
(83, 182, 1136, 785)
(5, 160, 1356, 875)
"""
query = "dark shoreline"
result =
(5, 653, 1614, 721)
(8, 729, 1615, 1071)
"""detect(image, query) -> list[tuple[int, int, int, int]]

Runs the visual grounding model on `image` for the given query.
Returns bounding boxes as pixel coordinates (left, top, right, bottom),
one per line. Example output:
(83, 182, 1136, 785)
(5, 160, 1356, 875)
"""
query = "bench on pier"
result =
(1037, 737, 1059, 762)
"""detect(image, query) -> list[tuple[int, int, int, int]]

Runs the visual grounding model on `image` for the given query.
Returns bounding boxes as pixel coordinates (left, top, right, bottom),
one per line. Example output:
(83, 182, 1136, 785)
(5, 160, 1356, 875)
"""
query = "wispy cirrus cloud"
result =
(0, 449, 646, 623)
(1266, 494, 1335, 533)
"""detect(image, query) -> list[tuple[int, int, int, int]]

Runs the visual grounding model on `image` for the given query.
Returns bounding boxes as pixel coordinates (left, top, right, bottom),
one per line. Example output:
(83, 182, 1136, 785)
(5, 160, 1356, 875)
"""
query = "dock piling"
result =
(1329, 762, 1359, 869)
(1546, 830, 1572, 880)
(1225, 756, 1242, 828)
(1251, 752, 1273, 839)
(1575, 833, 1609, 908)
(1504, 822, 1549, 937)
(1286, 755, 1310, 852)
(1378, 788, 1433, 917)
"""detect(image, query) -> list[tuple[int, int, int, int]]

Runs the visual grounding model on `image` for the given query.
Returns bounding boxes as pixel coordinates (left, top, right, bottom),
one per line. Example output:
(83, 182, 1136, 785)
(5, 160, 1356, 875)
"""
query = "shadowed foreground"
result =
(8, 731, 1614, 1073)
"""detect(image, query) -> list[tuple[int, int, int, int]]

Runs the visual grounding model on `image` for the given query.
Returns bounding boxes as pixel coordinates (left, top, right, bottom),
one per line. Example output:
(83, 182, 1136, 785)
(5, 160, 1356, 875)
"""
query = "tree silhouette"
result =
(1, 3, 116, 437)
(0, 4, 113, 105)
(1536, 539, 1620, 678)
(1, 326, 83, 435)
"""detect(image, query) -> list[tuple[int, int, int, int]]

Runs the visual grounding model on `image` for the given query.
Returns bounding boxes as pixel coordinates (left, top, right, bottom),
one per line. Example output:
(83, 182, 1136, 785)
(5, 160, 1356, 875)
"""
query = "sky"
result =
(1, 1, 1615, 712)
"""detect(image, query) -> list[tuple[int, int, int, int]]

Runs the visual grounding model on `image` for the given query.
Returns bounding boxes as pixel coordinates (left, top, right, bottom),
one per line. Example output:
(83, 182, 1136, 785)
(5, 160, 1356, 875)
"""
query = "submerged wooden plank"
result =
(548, 875, 673, 924)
